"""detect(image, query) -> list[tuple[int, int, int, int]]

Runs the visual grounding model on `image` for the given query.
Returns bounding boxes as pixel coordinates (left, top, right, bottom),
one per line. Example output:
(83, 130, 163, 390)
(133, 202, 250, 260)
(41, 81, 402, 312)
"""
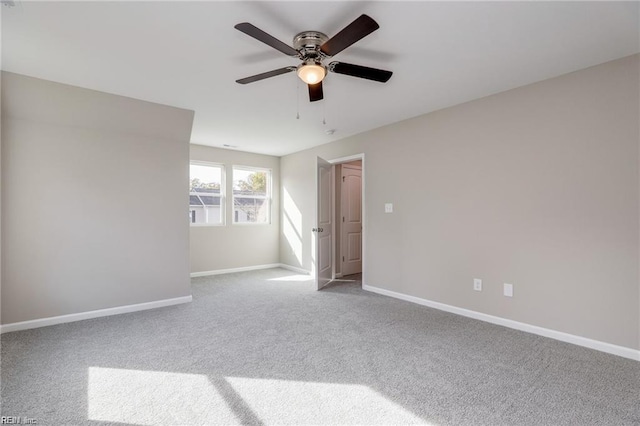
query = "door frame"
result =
(327, 153, 365, 287)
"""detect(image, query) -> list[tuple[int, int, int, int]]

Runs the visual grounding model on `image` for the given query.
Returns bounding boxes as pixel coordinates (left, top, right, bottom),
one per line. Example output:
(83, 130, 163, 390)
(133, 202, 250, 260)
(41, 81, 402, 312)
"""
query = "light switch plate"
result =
(385, 203, 393, 213)
(473, 279, 482, 291)
(504, 283, 513, 297)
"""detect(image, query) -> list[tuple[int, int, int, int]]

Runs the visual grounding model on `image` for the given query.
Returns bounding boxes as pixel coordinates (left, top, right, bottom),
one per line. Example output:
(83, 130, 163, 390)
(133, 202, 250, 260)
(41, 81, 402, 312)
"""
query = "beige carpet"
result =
(2, 268, 639, 425)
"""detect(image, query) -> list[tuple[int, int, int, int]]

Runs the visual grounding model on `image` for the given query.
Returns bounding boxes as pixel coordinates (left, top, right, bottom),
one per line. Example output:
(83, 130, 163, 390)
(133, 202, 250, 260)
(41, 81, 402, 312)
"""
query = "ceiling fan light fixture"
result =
(297, 63, 326, 85)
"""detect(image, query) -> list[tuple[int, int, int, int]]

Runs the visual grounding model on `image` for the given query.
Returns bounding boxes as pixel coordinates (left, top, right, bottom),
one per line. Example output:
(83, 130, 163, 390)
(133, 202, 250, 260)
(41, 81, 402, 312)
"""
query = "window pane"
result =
(233, 167, 270, 224)
(190, 163, 223, 225)
(234, 197, 269, 223)
(233, 169, 267, 196)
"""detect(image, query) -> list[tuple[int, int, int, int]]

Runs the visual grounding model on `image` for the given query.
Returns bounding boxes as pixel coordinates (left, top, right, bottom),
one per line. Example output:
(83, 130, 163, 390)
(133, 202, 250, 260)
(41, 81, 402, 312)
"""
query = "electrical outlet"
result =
(473, 278, 482, 291)
(504, 283, 513, 297)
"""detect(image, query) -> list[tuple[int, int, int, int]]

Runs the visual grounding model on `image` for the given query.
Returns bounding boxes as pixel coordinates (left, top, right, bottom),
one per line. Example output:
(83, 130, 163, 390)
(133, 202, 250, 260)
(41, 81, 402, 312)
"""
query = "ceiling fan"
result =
(234, 14, 393, 102)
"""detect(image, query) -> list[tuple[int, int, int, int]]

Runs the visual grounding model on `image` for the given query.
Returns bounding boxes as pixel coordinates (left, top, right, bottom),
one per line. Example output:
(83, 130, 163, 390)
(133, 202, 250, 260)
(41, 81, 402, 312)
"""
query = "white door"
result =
(341, 164, 362, 276)
(315, 156, 333, 290)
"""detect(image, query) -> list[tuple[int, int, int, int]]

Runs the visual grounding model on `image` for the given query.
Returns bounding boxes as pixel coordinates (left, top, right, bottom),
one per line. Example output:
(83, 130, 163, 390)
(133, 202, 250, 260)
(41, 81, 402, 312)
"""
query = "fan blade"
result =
(236, 67, 296, 84)
(308, 82, 324, 102)
(235, 22, 298, 56)
(320, 14, 379, 57)
(329, 62, 392, 83)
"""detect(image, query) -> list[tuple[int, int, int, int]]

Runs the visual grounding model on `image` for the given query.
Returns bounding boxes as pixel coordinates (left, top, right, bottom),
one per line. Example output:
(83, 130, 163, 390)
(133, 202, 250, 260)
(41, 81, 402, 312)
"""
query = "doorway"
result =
(329, 155, 364, 285)
(314, 154, 365, 290)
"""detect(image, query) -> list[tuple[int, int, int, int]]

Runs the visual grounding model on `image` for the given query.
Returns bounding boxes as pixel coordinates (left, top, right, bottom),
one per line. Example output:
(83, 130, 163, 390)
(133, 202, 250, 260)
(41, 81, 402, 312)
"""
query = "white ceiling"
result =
(2, 1, 638, 156)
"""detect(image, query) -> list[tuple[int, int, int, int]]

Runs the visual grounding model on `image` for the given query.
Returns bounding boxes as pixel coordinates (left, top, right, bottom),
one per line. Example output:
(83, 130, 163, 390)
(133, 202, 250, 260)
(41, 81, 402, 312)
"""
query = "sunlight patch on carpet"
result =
(88, 367, 238, 425)
(225, 376, 430, 425)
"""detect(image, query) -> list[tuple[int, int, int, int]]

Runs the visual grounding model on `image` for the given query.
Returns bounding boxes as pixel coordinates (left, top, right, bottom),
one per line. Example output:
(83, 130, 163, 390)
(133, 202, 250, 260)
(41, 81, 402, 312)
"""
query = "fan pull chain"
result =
(322, 101, 326, 125)
(296, 81, 300, 120)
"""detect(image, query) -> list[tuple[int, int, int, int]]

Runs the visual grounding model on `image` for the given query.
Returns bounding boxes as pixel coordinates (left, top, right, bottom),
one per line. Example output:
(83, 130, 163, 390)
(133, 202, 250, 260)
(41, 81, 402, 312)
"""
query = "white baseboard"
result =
(363, 284, 640, 362)
(277, 264, 311, 275)
(0, 295, 193, 334)
(191, 263, 281, 277)
(191, 263, 310, 277)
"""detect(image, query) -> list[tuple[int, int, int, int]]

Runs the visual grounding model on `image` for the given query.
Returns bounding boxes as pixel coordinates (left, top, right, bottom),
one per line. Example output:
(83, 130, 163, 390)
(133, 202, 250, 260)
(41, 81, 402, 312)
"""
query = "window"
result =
(189, 162, 224, 225)
(233, 167, 271, 224)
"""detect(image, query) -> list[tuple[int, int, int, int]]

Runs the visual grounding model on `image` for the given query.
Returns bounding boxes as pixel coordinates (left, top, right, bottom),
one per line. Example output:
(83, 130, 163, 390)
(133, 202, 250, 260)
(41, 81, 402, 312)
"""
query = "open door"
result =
(315, 156, 333, 290)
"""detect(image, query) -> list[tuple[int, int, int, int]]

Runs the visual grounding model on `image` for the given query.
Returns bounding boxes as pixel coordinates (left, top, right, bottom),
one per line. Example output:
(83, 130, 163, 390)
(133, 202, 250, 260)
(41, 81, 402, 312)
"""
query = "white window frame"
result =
(189, 161, 225, 227)
(232, 165, 272, 225)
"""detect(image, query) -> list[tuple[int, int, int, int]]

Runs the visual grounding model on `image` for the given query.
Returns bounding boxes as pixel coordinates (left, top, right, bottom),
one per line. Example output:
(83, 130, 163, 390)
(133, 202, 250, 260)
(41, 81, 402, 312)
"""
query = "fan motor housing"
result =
(293, 31, 329, 58)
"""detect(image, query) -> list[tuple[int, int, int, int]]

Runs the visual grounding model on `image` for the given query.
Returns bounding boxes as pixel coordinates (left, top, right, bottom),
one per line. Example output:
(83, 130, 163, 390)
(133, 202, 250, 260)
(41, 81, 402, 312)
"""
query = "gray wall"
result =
(280, 54, 640, 350)
(190, 144, 280, 273)
(1, 72, 194, 325)
(0, 75, 3, 325)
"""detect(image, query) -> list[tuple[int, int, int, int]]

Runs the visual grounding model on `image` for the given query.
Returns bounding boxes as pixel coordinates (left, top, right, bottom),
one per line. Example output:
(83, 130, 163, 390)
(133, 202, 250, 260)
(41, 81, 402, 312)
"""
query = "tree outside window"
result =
(233, 167, 270, 224)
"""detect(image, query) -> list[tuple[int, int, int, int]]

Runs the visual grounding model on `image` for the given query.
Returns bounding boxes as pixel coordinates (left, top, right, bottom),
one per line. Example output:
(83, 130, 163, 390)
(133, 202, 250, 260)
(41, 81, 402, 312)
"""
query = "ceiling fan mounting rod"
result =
(293, 31, 329, 60)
